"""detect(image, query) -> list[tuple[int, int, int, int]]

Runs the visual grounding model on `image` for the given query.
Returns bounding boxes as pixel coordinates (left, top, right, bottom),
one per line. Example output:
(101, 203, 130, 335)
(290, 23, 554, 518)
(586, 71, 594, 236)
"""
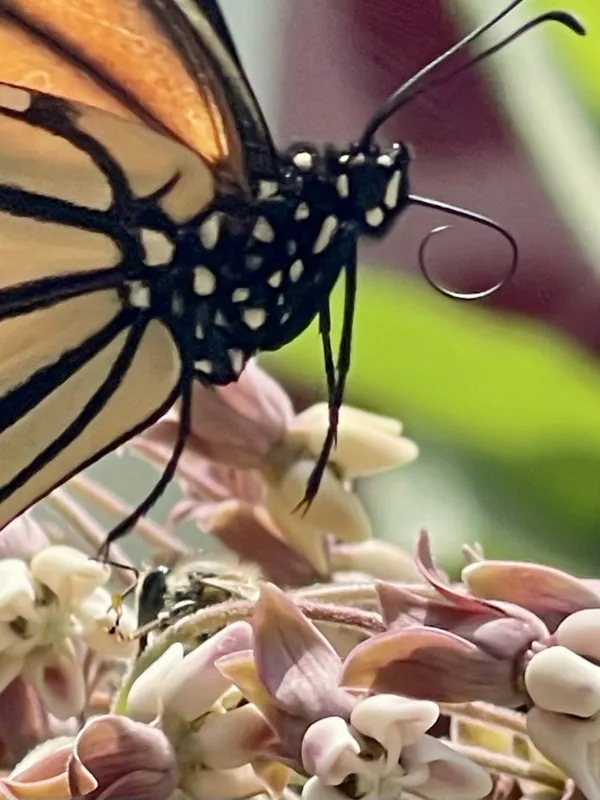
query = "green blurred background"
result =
(84, 0, 600, 574)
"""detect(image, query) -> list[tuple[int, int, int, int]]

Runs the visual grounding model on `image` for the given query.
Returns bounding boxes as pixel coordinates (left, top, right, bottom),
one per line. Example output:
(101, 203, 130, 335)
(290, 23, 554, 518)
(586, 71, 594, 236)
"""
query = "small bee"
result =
(133, 558, 259, 654)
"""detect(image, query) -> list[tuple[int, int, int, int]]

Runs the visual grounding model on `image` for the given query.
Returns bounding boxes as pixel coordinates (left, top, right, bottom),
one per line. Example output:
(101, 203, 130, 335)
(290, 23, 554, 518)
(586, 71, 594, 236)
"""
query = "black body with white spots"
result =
(122, 141, 410, 387)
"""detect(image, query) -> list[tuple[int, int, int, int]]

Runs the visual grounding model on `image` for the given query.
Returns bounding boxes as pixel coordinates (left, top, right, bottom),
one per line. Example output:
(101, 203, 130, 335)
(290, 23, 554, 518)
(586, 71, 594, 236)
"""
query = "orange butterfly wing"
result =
(0, 0, 277, 184)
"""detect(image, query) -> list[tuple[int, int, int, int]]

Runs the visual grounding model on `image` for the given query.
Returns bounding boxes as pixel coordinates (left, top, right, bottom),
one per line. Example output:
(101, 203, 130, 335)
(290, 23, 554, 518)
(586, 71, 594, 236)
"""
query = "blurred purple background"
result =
(277, 0, 600, 354)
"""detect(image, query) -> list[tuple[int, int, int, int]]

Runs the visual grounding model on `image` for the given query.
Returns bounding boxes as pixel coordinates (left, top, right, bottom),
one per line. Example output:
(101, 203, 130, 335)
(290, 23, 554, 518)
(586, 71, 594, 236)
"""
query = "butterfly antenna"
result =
(359, 4, 584, 147)
(409, 195, 518, 300)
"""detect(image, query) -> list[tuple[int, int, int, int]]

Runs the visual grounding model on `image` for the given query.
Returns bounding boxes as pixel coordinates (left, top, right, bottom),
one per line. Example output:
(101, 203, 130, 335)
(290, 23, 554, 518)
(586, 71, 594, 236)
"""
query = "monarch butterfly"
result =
(0, 0, 582, 558)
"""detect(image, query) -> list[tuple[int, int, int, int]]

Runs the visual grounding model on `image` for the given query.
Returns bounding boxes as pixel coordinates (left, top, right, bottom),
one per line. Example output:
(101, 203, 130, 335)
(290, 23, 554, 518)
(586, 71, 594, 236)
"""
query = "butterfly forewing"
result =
(0, 12, 133, 118)
(0, 0, 277, 184)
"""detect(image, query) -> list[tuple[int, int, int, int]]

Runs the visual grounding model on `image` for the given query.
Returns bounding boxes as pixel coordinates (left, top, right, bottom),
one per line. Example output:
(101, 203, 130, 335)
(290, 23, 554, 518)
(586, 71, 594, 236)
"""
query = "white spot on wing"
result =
(232, 287, 250, 303)
(0, 85, 31, 112)
(384, 171, 402, 210)
(195, 322, 205, 339)
(127, 280, 150, 309)
(366, 207, 385, 227)
(228, 348, 244, 374)
(377, 154, 394, 167)
(198, 213, 220, 250)
(268, 271, 283, 288)
(215, 310, 227, 326)
(243, 308, 267, 329)
(286, 240, 297, 256)
(289, 260, 304, 282)
(336, 174, 349, 198)
(294, 203, 309, 221)
(253, 216, 274, 243)
(140, 229, 174, 266)
(313, 215, 339, 254)
(193, 266, 216, 295)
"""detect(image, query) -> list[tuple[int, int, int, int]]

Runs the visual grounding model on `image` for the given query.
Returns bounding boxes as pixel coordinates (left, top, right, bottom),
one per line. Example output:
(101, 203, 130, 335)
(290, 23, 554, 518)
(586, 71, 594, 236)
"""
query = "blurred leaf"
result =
(262, 271, 600, 570)
(263, 270, 600, 456)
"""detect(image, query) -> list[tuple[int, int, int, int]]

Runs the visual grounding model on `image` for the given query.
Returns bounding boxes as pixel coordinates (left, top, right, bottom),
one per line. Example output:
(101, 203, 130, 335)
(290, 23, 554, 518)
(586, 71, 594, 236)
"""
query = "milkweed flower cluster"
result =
(0, 362, 598, 800)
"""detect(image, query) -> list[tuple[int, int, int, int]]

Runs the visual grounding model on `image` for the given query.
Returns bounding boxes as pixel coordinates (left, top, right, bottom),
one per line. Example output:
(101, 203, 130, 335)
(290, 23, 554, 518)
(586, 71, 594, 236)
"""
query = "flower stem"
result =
(441, 701, 528, 735)
(448, 742, 565, 791)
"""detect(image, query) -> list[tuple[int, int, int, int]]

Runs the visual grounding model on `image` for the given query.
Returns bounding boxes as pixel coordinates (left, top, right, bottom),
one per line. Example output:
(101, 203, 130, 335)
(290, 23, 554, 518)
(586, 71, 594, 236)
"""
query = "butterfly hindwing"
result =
(0, 83, 224, 527)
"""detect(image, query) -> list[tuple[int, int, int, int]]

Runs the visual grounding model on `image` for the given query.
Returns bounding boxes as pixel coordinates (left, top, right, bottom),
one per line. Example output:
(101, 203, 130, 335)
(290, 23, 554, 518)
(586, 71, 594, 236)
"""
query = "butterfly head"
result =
(326, 141, 411, 237)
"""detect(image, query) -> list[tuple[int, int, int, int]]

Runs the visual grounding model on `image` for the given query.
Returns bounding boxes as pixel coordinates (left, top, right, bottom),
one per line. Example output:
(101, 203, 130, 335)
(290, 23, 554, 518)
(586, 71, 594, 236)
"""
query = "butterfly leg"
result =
(296, 245, 358, 511)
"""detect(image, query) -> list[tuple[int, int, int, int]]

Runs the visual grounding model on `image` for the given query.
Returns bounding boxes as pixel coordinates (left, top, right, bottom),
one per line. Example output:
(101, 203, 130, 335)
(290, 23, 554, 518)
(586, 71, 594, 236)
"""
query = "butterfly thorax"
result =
(123, 141, 410, 386)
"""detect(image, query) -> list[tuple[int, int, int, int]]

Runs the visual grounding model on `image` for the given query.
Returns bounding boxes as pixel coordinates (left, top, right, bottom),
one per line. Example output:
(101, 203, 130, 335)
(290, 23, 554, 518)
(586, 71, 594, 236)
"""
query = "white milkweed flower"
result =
(0, 545, 136, 719)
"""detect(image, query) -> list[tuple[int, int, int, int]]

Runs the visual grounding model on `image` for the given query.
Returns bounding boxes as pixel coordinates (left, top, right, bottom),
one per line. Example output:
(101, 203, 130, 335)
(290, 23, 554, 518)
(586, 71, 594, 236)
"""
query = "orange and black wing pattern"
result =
(0, 0, 278, 186)
(0, 1, 280, 530)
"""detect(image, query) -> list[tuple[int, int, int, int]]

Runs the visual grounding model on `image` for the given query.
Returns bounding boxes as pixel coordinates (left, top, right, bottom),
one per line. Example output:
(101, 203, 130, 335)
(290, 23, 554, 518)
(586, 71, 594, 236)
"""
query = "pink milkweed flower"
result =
(125, 622, 277, 800)
(0, 714, 178, 799)
(133, 360, 418, 576)
(341, 531, 548, 706)
(168, 462, 325, 587)
(524, 608, 600, 800)
(215, 583, 491, 800)
(0, 678, 50, 768)
(462, 555, 600, 633)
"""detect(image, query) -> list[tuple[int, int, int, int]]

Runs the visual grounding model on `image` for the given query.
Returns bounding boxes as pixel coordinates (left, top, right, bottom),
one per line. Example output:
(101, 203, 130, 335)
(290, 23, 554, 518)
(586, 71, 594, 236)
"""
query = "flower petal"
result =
(252, 584, 351, 719)
(463, 560, 600, 631)
(161, 621, 253, 721)
(210, 502, 320, 587)
(267, 459, 371, 542)
(302, 775, 348, 800)
(77, 588, 138, 660)
(190, 703, 275, 769)
(72, 715, 178, 800)
(126, 643, 184, 723)
(0, 515, 50, 561)
(30, 547, 110, 606)
(0, 678, 48, 764)
(350, 695, 439, 768)
(555, 609, 600, 662)
(525, 646, 600, 718)
(0, 773, 73, 799)
(332, 541, 423, 583)
(0, 561, 35, 622)
(24, 640, 85, 719)
(527, 707, 600, 800)
(0, 656, 25, 694)
(180, 764, 264, 800)
(294, 404, 403, 438)
(215, 650, 278, 720)
(294, 405, 418, 479)
(341, 627, 522, 706)
(402, 734, 493, 799)
(301, 717, 361, 785)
